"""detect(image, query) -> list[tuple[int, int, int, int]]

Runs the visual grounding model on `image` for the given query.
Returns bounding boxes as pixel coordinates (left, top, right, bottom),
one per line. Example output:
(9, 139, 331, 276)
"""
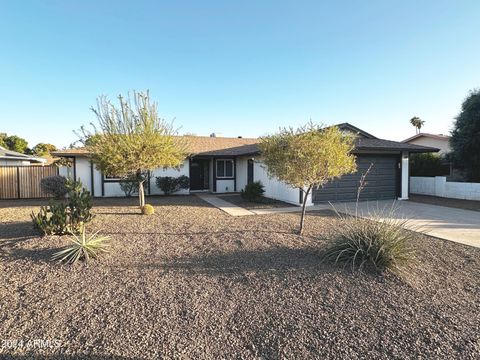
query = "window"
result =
(216, 159, 234, 178)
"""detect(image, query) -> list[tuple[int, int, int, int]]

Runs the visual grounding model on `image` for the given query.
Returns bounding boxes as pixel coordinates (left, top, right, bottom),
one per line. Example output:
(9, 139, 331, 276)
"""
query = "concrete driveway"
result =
(333, 200, 480, 248)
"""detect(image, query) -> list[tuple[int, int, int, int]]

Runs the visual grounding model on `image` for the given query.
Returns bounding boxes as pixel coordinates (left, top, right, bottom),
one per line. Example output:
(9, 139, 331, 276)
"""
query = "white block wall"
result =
(410, 176, 480, 201)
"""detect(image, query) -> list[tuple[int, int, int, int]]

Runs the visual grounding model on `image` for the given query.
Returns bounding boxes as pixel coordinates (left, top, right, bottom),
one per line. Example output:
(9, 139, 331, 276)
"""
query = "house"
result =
(402, 133, 451, 155)
(52, 123, 437, 205)
(0, 146, 47, 166)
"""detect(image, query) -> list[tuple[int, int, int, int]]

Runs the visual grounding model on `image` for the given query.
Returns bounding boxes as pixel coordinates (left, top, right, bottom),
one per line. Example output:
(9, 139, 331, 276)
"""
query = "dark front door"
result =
(190, 159, 209, 190)
(247, 159, 254, 185)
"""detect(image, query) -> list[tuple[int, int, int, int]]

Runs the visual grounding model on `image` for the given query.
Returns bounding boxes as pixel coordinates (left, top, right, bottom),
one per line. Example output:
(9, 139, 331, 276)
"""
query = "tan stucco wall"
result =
(407, 137, 451, 155)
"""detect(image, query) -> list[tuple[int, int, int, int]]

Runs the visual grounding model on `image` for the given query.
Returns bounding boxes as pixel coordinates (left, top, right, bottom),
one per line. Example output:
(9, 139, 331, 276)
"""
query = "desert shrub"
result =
(410, 153, 450, 176)
(31, 202, 69, 235)
(142, 204, 155, 215)
(241, 181, 265, 201)
(52, 226, 109, 264)
(155, 175, 189, 195)
(323, 208, 416, 275)
(31, 180, 94, 235)
(40, 175, 68, 199)
(65, 180, 94, 230)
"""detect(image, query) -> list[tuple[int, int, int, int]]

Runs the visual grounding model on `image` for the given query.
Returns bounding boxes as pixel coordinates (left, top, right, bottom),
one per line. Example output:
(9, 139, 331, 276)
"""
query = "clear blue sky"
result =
(1, 0, 479, 148)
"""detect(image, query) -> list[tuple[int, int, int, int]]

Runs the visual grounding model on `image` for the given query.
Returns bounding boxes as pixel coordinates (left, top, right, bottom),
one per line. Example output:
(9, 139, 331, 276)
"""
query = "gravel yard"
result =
(1, 195, 479, 359)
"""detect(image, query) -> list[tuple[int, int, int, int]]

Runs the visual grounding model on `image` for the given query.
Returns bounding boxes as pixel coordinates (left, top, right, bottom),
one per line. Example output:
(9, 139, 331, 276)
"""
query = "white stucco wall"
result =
(410, 176, 480, 200)
(216, 179, 235, 193)
(149, 160, 190, 195)
(75, 157, 93, 193)
(236, 157, 249, 192)
(253, 159, 311, 206)
(57, 157, 190, 197)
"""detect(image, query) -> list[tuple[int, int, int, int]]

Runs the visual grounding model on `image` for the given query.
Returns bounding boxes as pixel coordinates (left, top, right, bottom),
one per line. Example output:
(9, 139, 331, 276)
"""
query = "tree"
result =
(259, 123, 357, 234)
(410, 116, 425, 134)
(4, 135, 29, 153)
(0, 133, 6, 148)
(450, 89, 480, 182)
(32, 143, 58, 157)
(79, 91, 188, 209)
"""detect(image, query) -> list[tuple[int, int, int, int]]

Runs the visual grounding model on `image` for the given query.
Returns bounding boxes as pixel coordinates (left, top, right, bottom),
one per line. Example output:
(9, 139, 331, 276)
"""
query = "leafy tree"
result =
(0, 133, 7, 148)
(4, 135, 29, 153)
(259, 123, 357, 234)
(450, 89, 480, 181)
(79, 91, 188, 209)
(32, 143, 58, 157)
(409, 116, 425, 134)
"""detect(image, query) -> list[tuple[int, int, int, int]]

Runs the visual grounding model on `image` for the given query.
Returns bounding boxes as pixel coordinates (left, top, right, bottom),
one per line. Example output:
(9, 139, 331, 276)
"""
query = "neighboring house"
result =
(0, 146, 47, 166)
(402, 133, 451, 155)
(52, 123, 437, 206)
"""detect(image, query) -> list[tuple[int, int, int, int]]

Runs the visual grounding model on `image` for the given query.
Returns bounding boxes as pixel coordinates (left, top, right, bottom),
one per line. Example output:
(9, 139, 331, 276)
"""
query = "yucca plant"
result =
(52, 226, 109, 264)
(323, 205, 417, 274)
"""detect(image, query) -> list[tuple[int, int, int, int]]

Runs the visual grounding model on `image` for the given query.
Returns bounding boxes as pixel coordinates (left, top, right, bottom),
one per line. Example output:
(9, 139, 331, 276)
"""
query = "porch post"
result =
(399, 151, 409, 200)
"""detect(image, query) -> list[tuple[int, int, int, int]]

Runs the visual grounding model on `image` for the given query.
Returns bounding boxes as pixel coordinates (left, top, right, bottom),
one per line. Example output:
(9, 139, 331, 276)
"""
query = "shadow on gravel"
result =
(147, 246, 329, 275)
(0, 221, 38, 241)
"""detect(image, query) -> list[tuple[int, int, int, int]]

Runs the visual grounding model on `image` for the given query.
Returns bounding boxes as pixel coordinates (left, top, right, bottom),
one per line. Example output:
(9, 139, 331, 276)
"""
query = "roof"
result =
(402, 133, 450, 143)
(0, 146, 47, 163)
(51, 124, 439, 158)
(52, 136, 259, 157)
(354, 138, 438, 153)
(336, 123, 377, 139)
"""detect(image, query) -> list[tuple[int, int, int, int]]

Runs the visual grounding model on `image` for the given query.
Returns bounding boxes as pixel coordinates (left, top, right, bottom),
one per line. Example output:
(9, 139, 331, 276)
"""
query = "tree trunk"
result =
(298, 185, 312, 235)
(138, 180, 145, 209)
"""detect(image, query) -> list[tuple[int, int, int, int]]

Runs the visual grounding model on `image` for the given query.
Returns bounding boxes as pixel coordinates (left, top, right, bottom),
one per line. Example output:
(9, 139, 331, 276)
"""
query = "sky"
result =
(0, 0, 479, 149)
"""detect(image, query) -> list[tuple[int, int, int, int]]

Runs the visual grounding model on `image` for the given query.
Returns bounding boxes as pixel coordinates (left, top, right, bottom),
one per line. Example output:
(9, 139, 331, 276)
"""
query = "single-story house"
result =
(0, 146, 47, 166)
(52, 123, 438, 206)
(402, 133, 451, 155)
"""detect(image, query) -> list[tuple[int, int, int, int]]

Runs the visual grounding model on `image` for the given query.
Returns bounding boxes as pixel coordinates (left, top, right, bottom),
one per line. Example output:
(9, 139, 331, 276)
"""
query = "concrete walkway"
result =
(195, 193, 255, 216)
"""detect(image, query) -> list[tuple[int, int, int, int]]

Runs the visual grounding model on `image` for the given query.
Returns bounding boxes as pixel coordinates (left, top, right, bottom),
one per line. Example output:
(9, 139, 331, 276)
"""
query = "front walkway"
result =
(195, 193, 255, 216)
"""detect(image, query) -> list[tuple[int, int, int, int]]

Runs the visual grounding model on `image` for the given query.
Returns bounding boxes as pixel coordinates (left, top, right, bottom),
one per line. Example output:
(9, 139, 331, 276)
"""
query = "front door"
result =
(190, 159, 209, 190)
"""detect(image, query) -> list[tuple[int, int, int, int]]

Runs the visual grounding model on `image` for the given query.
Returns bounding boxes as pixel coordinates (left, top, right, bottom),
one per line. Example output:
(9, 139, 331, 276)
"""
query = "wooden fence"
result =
(0, 166, 59, 199)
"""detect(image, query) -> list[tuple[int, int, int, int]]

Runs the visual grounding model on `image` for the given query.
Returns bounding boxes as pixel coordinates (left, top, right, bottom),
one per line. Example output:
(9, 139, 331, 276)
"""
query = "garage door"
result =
(313, 155, 399, 203)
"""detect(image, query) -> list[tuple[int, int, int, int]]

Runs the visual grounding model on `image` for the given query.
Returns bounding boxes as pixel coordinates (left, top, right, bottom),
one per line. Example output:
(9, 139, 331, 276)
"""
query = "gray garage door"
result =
(313, 155, 399, 203)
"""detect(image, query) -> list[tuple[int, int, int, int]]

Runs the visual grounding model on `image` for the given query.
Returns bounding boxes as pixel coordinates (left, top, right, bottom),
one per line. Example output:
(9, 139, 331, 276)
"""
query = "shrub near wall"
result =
(410, 153, 450, 177)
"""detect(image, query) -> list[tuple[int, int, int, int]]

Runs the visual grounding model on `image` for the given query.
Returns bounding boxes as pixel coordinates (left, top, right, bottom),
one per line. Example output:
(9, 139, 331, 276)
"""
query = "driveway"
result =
(333, 200, 480, 248)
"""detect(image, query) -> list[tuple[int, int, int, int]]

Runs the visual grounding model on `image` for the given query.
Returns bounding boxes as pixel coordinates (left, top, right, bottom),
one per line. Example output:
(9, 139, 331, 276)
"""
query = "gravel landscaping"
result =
(1, 195, 479, 359)
(409, 194, 480, 212)
(218, 194, 295, 210)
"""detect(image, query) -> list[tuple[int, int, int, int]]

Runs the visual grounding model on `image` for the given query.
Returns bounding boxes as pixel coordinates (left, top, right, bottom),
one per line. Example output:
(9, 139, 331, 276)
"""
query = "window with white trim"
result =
(216, 159, 234, 178)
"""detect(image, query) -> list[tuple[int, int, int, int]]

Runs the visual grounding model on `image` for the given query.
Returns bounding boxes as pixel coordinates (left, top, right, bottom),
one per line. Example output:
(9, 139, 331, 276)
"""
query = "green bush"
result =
(31, 180, 94, 235)
(410, 153, 450, 176)
(241, 181, 265, 201)
(324, 208, 416, 275)
(142, 204, 155, 215)
(40, 175, 68, 199)
(155, 175, 189, 195)
(52, 226, 109, 264)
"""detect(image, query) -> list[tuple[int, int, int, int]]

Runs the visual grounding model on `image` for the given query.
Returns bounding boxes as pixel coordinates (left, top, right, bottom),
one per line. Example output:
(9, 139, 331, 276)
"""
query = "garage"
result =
(312, 155, 400, 203)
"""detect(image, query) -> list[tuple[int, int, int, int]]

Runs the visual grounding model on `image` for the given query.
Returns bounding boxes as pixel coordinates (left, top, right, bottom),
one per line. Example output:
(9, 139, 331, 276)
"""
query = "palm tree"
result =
(410, 116, 425, 134)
